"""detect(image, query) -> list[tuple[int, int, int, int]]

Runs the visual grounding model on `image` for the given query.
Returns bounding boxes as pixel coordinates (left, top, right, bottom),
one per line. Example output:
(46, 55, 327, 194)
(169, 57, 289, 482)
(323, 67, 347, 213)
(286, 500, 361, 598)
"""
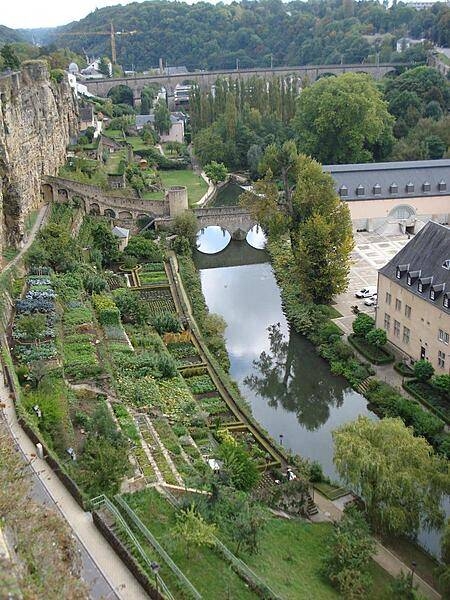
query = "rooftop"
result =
(323, 159, 450, 201)
(379, 221, 450, 313)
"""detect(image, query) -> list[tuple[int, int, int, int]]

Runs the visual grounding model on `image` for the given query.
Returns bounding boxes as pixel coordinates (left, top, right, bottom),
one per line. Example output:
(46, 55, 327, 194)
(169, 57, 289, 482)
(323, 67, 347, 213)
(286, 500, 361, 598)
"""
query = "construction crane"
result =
(57, 23, 139, 64)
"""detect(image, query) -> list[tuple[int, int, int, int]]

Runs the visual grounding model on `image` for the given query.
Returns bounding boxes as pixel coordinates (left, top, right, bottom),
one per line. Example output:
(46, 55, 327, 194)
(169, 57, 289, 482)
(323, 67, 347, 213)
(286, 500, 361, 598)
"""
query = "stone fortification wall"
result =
(0, 61, 78, 251)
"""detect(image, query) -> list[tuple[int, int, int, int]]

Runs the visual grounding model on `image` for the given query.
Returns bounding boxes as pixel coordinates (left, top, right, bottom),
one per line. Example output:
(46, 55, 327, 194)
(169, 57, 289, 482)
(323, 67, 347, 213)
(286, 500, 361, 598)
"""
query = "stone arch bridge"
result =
(85, 63, 408, 106)
(41, 176, 255, 237)
(193, 207, 256, 241)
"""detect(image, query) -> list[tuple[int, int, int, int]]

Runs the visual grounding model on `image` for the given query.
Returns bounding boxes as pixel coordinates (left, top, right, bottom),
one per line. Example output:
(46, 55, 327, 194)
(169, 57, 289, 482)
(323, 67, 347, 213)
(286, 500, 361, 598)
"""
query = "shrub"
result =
(124, 235, 163, 262)
(414, 359, 435, 382)
(151, 313, 181, 334)
(352, 313, 375, 337)
(366, 328, 387, 348)
(92, 294, 120, 326)
(217, 439, 260, 492)
(432, 374, 450, 397)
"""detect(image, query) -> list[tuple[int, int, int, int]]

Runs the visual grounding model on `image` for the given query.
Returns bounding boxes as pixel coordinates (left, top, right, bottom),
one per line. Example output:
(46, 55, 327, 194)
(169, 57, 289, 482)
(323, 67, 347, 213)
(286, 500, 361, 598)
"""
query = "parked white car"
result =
(364, 294, 377, 306)
(355, 286, 377, 299)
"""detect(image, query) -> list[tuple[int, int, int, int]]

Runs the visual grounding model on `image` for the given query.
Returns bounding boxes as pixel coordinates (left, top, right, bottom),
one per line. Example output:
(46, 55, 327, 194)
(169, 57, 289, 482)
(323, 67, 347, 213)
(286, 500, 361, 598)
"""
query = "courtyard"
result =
(333, 230, 410, 334)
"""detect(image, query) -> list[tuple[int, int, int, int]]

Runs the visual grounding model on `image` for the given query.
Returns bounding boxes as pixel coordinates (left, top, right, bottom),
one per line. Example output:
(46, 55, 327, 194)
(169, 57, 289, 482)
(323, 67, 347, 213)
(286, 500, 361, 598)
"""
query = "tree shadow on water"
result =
(244, 323, 345, 431)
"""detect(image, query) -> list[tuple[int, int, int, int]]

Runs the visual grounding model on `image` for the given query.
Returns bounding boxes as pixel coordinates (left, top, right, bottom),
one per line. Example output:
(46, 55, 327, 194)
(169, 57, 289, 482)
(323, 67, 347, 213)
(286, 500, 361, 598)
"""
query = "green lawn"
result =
(123, 488, 257, 599)
(104, 128, 125, 141)
(142, 169, 207, 206)
(124, 489, 393, 599)
(125, 136, 154, 152)
(106, 149, 127, 175)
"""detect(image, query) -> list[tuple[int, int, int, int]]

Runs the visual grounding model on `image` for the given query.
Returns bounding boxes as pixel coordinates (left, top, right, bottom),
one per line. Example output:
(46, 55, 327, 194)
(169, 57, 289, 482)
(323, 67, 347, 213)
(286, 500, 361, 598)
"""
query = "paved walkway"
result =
(313, 492, 441, 600)
(2, 204, 49, 273)
(0, 373, 148, 600)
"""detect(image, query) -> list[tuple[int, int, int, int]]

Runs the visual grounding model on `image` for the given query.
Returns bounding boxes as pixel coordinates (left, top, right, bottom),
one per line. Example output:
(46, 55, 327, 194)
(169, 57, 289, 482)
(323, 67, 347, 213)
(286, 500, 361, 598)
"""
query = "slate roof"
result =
(135, 114, 182, 128)
(112, 226, 129, 239)
(379, 221, 450, 314)
(323, 159, 450, 201)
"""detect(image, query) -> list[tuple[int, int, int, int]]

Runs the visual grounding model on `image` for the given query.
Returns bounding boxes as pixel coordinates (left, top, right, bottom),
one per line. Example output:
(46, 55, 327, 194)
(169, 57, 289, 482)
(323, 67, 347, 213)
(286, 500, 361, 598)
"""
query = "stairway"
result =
(356, 377, 372, 395)
(306, 494, 319, 517)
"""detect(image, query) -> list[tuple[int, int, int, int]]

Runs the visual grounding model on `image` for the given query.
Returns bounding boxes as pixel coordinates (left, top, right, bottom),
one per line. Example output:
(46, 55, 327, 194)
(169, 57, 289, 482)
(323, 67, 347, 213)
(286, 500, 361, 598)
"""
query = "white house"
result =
(135, 114, 185, 143)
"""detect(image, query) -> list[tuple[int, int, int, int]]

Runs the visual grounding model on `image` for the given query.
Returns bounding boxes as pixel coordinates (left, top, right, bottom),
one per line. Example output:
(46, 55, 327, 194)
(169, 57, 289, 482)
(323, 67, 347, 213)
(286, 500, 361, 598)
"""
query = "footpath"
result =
(0, 372, 148, 600)
(2, 204, 49, 272)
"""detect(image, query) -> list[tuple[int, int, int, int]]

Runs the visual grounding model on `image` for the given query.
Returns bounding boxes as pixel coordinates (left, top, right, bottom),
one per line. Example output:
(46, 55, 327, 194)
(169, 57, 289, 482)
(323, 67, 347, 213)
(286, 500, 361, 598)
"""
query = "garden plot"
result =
(138, 287, 176, 316)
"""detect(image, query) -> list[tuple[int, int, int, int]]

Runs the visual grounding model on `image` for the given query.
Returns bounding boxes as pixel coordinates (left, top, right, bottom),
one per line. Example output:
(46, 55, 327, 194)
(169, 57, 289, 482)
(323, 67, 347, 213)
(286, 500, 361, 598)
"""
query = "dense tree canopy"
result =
(293, 73, 395, 163)
(333, 416, 449, 536)
(44, 0, 449, 71)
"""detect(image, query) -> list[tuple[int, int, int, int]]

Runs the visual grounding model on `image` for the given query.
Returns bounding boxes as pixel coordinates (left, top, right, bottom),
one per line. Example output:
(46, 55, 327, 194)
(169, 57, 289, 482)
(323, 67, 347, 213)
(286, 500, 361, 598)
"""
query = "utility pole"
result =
(236, 57, 239, 71)
(270, 53, 273, 69)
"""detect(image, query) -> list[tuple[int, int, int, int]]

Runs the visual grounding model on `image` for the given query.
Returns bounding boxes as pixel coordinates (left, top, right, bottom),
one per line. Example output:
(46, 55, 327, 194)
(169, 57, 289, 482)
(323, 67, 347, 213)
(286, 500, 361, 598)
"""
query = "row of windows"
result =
(384, 314, 410, 343)
(339, 180, 447, 197)
(395, 267, 449, 308)
(385, 293, 412, 317)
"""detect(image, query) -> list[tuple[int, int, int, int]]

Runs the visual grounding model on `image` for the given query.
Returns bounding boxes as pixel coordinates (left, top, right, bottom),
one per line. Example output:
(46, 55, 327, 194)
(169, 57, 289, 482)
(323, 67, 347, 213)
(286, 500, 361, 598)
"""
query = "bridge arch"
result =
(41, 183, 53, 203)
(89, 203, 100, 215)
(58, 188, 69, 200)
(104, 208, 116, 219)
(118, 210, 133, 220)
(107, 84, 134, 106)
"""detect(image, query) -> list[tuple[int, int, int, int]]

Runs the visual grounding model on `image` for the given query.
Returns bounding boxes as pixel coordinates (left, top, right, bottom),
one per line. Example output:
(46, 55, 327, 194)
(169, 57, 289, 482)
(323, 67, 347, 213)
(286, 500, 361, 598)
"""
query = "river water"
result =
(194, 229, 447, 558)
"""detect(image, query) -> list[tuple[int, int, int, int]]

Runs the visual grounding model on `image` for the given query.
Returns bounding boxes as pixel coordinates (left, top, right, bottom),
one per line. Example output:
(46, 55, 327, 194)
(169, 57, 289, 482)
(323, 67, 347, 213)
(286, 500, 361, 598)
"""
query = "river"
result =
(194, 228, 447, 558)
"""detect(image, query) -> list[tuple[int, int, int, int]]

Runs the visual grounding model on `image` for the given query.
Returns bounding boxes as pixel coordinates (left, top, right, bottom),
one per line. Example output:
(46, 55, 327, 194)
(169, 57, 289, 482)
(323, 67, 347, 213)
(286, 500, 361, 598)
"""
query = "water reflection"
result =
(245, 323, 344, 431)
(196, 226, 231, 254)
(246, 225, 267, 250)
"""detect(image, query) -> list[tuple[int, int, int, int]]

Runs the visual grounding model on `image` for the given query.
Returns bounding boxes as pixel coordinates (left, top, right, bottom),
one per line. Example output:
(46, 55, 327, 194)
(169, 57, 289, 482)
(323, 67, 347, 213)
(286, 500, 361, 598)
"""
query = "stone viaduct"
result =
(84, 63, 407, 106)
(41, 176, 255, 238)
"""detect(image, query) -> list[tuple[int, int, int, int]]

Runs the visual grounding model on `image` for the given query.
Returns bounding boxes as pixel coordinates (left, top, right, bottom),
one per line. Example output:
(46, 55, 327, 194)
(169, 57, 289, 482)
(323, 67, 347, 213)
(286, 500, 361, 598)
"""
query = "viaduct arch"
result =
(85, 63, 408, 106)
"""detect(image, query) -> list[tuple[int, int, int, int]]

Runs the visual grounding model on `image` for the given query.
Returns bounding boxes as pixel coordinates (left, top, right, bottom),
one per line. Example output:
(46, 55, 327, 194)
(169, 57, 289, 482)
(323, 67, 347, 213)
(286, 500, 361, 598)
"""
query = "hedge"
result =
(403, 379, 450, 425)
(348, 334, 395, 365)
(92, 294, 120, 326)
(394, 361, 415, 378)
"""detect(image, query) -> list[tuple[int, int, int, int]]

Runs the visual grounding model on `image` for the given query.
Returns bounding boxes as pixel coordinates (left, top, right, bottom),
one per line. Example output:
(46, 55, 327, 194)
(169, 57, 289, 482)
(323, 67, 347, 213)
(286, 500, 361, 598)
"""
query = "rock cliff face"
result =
(0, 61, 78, 252)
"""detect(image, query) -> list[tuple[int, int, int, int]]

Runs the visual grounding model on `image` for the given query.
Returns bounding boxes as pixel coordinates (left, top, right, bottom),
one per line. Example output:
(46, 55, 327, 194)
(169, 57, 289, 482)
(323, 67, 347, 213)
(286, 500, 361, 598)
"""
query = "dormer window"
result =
(443, 260, 450, 270)
(356, 185, 365, 196)
(438, 180, 447, 192)
(339, 185, 348, 197)
(397, 264, 409, 279)
(430, 283, 445, 301)
(407, 269, 421, 285)
(405, 182, 414, 193)
(444, 293, 450, 309)
(390, 183, 398, 194)
(373, 184, 381, 195)
(423, 182, 431, 192)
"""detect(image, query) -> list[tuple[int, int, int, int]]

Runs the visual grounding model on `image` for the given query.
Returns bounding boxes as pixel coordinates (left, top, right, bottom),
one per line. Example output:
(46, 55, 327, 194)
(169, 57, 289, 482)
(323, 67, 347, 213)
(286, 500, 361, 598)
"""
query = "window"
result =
(356, 185, 365, 196)
(405, 182, 414, 193)
(403, 326, 410, 344)
(438, 329, 449, 344)
(407, 274, 412, 285)
(438, 180, 447, 192)
(394, 320, 400, 337)
(423, 181, 431, 192)
(395, 298, 402, 311)
(405, 305, 411, 318)
(385, 292, 392, 305)
(384, 313, 391, 331)
(444, 294, 449, 309)
(373, 184, 381, 195)
(339, 185, 348, 197)
(430, 289, 435, 301)
(418, 282, 423, 293)
(390, 183, 398, 194)
(438, 351, 446, 368)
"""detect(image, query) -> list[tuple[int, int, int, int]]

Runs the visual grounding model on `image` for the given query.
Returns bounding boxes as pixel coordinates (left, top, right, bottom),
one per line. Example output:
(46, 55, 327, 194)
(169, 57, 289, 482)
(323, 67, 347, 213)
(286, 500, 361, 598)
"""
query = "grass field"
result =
(124, 489, 257, 600)
(103, 128, 125, 141)
(143, 169, 207, 206)
(124, 488, 393, 599)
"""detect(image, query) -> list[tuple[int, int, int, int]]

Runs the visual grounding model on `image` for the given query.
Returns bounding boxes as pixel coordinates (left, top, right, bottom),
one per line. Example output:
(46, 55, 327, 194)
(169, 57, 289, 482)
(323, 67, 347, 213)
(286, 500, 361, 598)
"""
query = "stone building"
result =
(375, 221, 450, 373)
(323, 159, 450, 233)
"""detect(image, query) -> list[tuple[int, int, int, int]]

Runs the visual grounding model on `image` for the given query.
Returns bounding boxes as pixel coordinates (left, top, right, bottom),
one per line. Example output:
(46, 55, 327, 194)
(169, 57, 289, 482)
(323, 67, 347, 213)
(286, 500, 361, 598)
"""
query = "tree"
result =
(389, 572, 422, 599)
(124, 235, 163, 261)
(333, 416, 448, 536)
(98, 56, 111, 77)
(292, 73, 394, 164)
(423, 100, 443, 121)
(172, 505, 216, 558)
(204, 161, 228, 184)
(246, 144, 262, 179)
(413, 359, 435, 382)
(154, 99, 171, 135)
(1, 44, 20, 70)
(217, 438, 260, 492)
(171, 210, 198, 248)
(366, 328, 387, 348)
(90, 221, 119, 266)
(437, 519, 450, 598)
(324, 507, 375, 599)
(432, 374, 450, 398)
(352, 313, 375, 338)
(113, 288, 149, 324)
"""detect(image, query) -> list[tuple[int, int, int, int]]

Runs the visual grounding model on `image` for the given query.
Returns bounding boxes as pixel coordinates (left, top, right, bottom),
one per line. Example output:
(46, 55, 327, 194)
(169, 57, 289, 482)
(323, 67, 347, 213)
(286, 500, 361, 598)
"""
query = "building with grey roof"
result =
(376, 221, 450, 371)
(323, 159, 450, 233)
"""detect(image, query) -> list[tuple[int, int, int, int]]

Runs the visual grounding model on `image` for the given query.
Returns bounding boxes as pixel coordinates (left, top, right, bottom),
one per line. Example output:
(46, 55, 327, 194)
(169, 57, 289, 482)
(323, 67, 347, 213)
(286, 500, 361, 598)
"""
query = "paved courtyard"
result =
(333, 231, 410, 333)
